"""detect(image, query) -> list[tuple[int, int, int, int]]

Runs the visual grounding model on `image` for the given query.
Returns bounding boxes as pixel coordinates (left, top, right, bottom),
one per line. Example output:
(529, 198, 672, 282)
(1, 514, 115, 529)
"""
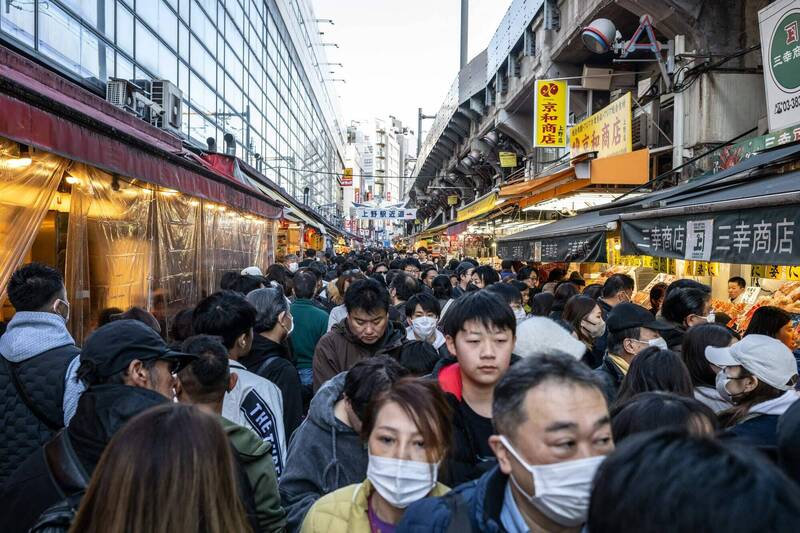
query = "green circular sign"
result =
(770, 10, 800, 92)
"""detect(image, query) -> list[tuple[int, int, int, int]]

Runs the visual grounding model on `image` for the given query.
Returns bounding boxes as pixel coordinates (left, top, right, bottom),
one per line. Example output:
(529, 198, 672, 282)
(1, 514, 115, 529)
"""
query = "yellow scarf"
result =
(608, 354, 631, 375)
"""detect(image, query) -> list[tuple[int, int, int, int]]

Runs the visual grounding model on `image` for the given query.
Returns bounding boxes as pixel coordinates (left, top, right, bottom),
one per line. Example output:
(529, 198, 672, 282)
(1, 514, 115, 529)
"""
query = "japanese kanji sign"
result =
(355, 208, 416, 220)
(569, 92, 632, 159)
(497, 231, 607, 263)
(621, 206, 800, 265)
(341, 168, 353, 187)
(534, 80, 568, 148)
(759, 0, 800, 131)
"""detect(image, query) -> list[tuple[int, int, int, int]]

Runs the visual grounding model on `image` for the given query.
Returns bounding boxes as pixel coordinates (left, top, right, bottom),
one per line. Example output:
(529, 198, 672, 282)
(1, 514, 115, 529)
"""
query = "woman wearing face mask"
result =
(682, 323, 738, 413)
(563, 295, 606, 368)
(705, 334, 800, 448)
(301, 379, 451, 533)
(659, 286, 714, 353)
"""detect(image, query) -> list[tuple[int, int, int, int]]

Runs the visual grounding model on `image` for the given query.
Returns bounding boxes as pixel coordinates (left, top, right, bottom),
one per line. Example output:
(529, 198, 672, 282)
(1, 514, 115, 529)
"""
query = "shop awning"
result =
(498, 167, 574, 198)
(621, 165, 800, 265)
(514, 149, 650, 210)
(497, 211, 619, 262)
(457, 192, 499, 222)
(0, 45, 282, 219)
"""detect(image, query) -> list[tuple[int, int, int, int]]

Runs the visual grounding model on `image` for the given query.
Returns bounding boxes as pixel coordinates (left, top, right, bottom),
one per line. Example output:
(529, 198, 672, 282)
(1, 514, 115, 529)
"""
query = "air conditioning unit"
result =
(151, 80, 183, 135)
(632, 105, 661, 149)
(105, 78, 163, 123)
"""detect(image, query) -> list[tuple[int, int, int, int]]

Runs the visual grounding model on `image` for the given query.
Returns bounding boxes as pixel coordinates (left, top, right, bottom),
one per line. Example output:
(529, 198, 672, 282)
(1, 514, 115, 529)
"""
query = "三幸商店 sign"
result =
(759, 0, 800, 132)
(497, 231, 607, 263)
(621, 206, 800, 265)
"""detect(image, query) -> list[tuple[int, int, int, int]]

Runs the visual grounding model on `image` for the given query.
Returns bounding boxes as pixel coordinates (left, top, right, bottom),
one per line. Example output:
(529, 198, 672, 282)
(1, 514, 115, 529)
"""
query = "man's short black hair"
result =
(304, 248, 316, 258)
(501, 259, 514, 271)
(192, 290, 256, 349)
(405, 293, 441, 319)
(441, 291, 516, 338)
(517, 267, 535, 282)
(485, 283, 522, 306)
(219, 271, 241, 291)
(344, 355, 409, 422)
(602, 274, 634, 299)
(588, 429, 800, 533)
(607, 326, 642, 355)
(293, 270, 318, 299)
(661, 287, 710, 324)
(401, 258, 422, 271)
(493, 353, 604, 437)
(729, 276, 746, 289)
(178, 335, 230, 404)
(345, 278, 390, 315)
(473, 264, 500, 286)
(416, 247, 428, 254)
(230, 275, 264, 295)
(7, 262, 65, 311)
(610, 391, 718, 443)
(399, 341, 440, 376)
(390, 272, 422, 303)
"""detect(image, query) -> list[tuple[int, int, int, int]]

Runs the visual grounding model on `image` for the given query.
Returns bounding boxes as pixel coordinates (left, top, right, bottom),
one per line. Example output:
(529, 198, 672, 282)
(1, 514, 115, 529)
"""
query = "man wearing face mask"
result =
(1, 319, 197, 533)
(245, 287, 305, 439)
(403, 293, 449, 358)
(284, 254, 300, 274)
(399, 353, 613, 533)
(593, 303, 673, 403)
(0, 263, 82, 486)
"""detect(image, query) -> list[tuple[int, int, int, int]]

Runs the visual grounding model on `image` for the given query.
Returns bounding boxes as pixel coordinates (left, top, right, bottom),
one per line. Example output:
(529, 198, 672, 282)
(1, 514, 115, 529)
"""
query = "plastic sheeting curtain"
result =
(153, 191, 201, 335)
(201, 206, 275, 295)
(0, 140, 68, 302)
(66, 165, 153, 343)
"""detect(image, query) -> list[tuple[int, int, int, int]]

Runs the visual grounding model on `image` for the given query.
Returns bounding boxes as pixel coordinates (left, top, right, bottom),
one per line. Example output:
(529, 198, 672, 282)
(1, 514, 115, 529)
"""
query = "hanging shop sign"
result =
(457, 193, 498, 222)
(499, 152, 519, 167)
(497, 231, 607, 263)
(534, 80, 568, 148)
(447, 195, 459, 206)
(712, 124, 800, 171)
(621, 206, 800, 265)
(341, 168, 353, 187)
(570, 92, 632, 159)
(759, 0, 800, 132)
(355, 207, 417, 220)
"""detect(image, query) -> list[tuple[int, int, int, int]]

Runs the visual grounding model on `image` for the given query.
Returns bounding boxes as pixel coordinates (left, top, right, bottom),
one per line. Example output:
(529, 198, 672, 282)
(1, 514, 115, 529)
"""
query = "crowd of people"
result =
(2, 248, 800, 532)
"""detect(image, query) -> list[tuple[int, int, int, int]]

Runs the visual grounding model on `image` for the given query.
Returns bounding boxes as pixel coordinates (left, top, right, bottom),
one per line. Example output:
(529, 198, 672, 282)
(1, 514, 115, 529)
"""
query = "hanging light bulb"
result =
(6, 143, 32, 169)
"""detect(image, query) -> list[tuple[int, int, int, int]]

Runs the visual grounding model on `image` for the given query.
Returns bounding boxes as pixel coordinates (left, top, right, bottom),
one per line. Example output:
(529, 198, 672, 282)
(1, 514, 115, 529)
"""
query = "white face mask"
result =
(647, 336, 668, 350)
(514, 307, 528, 323)
(288, 262, 299, 273)
(581, 318, 606, 339)
(411, 316, 438, 340)
(367, 454, 438, 509)
(500, 435, 605, 527)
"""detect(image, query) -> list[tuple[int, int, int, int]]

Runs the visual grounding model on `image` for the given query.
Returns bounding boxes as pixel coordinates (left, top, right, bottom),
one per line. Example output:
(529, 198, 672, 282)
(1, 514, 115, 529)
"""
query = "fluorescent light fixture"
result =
(65, 175, 80, 185)
(523, 193, 629, 212)
(6, 157, 32, 169)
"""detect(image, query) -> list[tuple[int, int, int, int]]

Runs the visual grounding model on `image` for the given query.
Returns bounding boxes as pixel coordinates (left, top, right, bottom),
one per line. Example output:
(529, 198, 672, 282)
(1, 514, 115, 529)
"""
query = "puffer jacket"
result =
(398, 466, 508, 533)
(0, 312, 82, 484)
(312, 320, 406, 392)
(279, 372, 367, 533)
(301, 479, 449, 533)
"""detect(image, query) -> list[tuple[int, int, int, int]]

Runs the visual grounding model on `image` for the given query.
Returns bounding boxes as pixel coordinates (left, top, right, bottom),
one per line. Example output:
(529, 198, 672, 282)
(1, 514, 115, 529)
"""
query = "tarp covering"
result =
(0, 139, 68, 301)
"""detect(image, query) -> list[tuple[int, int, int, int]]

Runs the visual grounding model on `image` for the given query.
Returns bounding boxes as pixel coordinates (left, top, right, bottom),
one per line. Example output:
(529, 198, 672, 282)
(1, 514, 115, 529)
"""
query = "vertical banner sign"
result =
(759, 0, 800, 132)
(354, 188, 361, 203)
(534, 80, 568, 148)
(570, 92, 633, 159)
(341, 168, 353, 187)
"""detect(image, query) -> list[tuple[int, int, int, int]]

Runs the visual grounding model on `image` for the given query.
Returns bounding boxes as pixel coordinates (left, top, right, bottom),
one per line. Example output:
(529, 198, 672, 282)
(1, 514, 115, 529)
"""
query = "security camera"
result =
(581, 18, 621, 54)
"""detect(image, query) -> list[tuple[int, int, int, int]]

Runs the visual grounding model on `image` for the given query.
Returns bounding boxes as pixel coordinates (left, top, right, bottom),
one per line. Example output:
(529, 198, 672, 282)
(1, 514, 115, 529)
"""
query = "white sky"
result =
(311, 0, 511, 149)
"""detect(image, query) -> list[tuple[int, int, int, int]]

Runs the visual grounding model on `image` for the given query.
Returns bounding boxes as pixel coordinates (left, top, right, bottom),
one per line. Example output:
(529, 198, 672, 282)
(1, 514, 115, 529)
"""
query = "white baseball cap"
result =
(705, 334, 798, 391)
(241, 266, 264, 277)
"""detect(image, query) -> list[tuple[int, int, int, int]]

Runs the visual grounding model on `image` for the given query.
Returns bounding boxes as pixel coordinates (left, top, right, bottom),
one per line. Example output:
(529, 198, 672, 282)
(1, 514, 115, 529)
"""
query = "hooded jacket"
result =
(312, 319, 406, 392)
(241, 335, 304, 439)
(300, 479, 449, 533)
(0, 312, 83, 485)
(721, 390, 800, 449)
(279, 373, 367, 533)
(0, 384, 167, 533)
(222, 417, 287, 533)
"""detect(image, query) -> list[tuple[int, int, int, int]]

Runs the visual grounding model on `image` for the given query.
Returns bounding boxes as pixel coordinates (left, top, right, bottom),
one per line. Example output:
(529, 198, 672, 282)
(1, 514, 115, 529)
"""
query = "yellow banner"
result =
(499, 152, 518, 167)
(752, 265, 784, 279)
(570, 92, 633, 159)
(534, 80, 568, 148)
(787, 265, 800, 281)
(457, 193, 497, 222)
(653, 257, 676, 275)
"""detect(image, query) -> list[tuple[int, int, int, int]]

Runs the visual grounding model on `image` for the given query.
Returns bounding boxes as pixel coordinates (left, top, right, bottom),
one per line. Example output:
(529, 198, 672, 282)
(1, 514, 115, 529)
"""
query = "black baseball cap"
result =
(456, 261, 475, 277)
(606, 303, 673, 334)
(80, 319, 198, 379)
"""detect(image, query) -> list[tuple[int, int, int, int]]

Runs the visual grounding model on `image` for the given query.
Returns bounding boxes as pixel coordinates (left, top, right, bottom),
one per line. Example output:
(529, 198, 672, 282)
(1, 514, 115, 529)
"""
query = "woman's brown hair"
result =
(563, 295, 600, 347)
(69, 404, 252, 533)
(335, 271, 366, 305)
(361, 378, 452, 463)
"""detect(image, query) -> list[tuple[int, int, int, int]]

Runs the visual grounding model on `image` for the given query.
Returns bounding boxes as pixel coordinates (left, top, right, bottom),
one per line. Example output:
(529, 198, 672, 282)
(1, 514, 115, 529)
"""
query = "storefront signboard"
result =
(759, 0, 800, 131)
(534, 80, 568, 148)
(497, 231, 607, 263)
(622, 206, 800, 265)
(355, 208, 417, 220)
(569, 92, 632, 159)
